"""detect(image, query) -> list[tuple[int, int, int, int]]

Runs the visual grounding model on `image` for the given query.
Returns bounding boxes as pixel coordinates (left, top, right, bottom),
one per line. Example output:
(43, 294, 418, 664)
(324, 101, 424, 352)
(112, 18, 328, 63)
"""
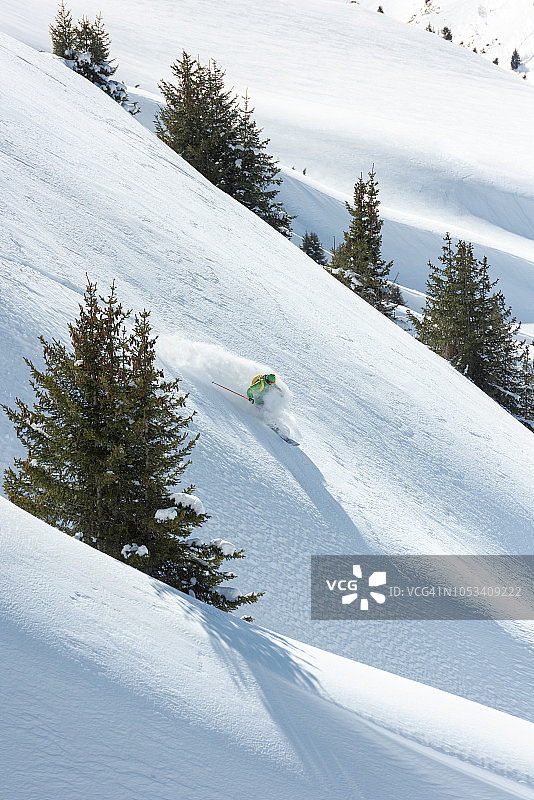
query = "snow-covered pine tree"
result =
(300, 231, 327, 265)
(3, 280, 259, 611)
(49, 4, 138, 114)
(328, 167, 396, 316)
(442, 27, 453, 41)
(511, 49, 521, 70)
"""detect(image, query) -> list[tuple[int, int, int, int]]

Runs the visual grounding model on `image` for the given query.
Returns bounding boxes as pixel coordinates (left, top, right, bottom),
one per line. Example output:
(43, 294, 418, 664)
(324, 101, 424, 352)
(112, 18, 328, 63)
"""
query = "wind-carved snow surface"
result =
(1, 500, 534, 800)
(158, 336, 301, 444)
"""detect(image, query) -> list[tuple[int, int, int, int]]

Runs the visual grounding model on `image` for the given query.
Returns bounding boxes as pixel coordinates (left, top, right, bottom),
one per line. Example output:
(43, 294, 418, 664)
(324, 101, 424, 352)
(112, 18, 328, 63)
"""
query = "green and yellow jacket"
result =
(246, 374, 279, 404)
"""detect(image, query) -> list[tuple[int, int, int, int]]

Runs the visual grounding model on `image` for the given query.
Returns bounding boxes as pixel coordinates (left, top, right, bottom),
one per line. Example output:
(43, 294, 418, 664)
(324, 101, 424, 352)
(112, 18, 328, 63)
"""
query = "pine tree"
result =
(328, 167, 396, 315)
(155, 52, 203, 163)
(156, 53, 292, 236)
(478, 289, 524, 412)
(3, 281, 130, 538)
(517, 347, 534, 429)
(410, 233, 456, 354)
(75, 15, 93, 55)
(49, 0, 76, 57)
(118, 309, 261, 610)
(233, 93, 293, 236)
(300, 231, 327, 265)
(156, 53, 239, 190)
(388, 276, 405, 308)
(49, 4, 138, 114)
(442, 26, 453, 41)
(73, 14, 131, 108)
(511, 49, 521, 70)
(89, 12, 115, 70)
(198, 60, 241, 192)
(411, 236, 528, 421)
(3, 280, 259, 611)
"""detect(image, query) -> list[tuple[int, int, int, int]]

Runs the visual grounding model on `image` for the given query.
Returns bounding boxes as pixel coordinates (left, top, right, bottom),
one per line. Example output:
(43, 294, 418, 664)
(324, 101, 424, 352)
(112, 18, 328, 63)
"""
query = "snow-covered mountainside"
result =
(358, 0, 534, 73)
(3, 0, 534, 328)
(1, 31, 534, 728)
(3, 499, 534, 799)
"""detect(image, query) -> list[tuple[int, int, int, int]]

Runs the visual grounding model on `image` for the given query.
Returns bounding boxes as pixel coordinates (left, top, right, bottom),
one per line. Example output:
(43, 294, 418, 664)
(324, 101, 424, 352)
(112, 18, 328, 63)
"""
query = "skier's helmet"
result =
(266, 373, 276, 384)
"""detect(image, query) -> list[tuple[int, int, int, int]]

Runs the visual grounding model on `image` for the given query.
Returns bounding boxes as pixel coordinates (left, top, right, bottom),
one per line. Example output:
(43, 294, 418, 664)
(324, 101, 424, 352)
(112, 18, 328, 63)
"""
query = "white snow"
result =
(215, 585, 240, 600)
(357, 0, 534, 73)
(169, 491, 205, 516)
(1, 7, 534, 793)
(121, 542, 149, 558)
(1, 499, 534, 799)
(154, 507, 178, 522)
(157, 337, 301, 444)
(210, 538, 236, 557)
(4, 0, 534, 325)
(0, 30, 533, 724)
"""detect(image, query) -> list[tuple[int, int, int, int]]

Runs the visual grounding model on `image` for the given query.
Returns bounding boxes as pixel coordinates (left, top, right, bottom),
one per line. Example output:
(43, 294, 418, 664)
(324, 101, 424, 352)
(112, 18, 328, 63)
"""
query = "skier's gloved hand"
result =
(248, 397, 254, 404)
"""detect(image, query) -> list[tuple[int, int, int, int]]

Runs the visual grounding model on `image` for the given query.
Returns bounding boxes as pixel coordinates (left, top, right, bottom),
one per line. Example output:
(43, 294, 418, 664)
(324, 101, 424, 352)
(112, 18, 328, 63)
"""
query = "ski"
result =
(268, 425, 300, 446)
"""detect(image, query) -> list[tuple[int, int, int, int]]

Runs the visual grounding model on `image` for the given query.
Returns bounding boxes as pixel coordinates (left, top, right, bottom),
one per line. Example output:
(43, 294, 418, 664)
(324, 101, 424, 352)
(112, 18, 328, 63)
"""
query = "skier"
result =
(246, 373, 280, 405)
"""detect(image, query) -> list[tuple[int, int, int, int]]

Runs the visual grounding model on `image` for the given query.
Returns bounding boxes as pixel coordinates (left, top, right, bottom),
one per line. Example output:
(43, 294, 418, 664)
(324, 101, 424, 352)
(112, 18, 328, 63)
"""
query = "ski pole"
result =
(211, 381, 249, 400)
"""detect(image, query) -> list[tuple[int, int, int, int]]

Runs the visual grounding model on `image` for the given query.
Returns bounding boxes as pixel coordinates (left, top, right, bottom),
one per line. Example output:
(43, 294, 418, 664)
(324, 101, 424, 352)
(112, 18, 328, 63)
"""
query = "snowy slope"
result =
(1, 32, 534, 727)
(3, 0, 534, 326)
(358, 0, 534, 72)
(2, 499, 534, 799)
(275, 169, 534, 328)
